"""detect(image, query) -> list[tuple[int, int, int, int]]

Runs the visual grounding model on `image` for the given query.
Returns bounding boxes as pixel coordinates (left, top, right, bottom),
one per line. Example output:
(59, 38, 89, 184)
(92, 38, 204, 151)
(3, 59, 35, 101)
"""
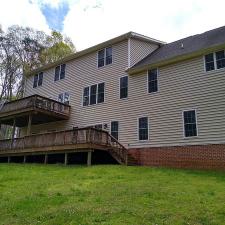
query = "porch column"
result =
(87, 151, 92, 166)
(10, 118, 16, 148)
(23, 155, 27, 163)
(64, 153, 68, 165)
(27, 114, 32, 136)
(8, 156, 11, 163)
(44, 154, 48, 164)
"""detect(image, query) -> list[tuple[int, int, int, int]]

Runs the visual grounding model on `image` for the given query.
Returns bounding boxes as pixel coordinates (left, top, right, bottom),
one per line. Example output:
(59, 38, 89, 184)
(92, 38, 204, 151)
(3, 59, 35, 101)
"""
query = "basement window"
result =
(138, 117, 149, 141)
(183, 110, 198, 137)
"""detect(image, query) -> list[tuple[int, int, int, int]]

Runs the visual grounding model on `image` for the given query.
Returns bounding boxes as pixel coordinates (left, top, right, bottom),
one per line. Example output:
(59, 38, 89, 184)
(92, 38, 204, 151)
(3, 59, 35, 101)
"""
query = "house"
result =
(0, 26, 225, 169)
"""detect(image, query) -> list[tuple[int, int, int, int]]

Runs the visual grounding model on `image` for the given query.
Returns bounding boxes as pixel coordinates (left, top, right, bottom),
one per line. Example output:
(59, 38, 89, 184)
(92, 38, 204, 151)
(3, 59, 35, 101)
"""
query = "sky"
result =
(0, 0, 225, 51)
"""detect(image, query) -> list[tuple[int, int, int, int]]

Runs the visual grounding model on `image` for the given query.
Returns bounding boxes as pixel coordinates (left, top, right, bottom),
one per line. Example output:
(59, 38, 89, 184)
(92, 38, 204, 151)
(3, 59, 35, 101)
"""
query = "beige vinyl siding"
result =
(24, 42, 225, 149)
(129, 38, 159, 67)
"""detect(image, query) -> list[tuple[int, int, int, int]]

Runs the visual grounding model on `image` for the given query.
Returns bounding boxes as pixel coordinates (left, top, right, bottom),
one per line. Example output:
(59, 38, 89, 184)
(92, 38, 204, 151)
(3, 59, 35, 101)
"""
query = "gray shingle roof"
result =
(131, 26, 225, 70)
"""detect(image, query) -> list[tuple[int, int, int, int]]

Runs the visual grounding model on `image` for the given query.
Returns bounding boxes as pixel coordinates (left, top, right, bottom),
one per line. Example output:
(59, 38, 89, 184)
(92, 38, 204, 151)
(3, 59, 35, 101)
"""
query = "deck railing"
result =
(0, 127, 127, 164)
(0, 95, 70, 117)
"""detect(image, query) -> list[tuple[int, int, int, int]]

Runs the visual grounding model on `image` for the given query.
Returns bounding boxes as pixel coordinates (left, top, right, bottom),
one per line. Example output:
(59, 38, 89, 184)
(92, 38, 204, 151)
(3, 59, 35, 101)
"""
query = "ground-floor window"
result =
(111, 121, 119, 140)
(138, 117, 149, 140)
(183, 110, 198, 137)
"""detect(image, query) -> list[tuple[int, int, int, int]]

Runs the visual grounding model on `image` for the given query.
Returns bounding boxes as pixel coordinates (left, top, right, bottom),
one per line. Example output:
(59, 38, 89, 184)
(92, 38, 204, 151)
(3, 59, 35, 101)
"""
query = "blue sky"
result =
(0, 0, 225, 50)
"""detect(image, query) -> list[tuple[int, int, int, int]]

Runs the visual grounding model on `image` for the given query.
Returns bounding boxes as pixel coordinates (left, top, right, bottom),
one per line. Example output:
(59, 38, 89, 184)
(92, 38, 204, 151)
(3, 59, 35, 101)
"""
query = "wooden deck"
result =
(0, 95, 71, 127)
(0, 127, 128, 165)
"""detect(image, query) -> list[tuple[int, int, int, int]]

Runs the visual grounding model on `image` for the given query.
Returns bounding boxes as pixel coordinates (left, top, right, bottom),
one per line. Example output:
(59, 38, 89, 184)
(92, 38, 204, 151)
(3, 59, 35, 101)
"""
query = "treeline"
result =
(0, 25, 75, 101)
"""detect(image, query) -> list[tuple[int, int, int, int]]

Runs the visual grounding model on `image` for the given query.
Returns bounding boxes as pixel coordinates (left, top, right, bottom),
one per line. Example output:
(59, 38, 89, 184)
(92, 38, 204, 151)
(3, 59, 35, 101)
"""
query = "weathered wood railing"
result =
(0, 94, 70, 118)
(0, 127, 127, 164)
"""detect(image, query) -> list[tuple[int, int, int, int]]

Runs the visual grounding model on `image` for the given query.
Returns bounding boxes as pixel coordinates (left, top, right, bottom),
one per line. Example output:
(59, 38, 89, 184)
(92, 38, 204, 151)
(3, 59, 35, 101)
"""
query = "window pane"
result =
(97, 83, 105, 103)
(205, 53, 215, 71)
(139, 117, 148, 140)
(38, 72, 43, 86)
(55, 66, 60, 81)
(60, 64, 66, 79)
(111, 121, 119, 140)
(90, 84, 97, 105)
(148, 69, 158, 93)
(183, 110, 197, 137)
(33, 74, 38, 88)
(106, 47, 112, 65)
(83, 87, 89, 106)
(216, 51, 225, 69)
(98, 49, 105, 67)
(64, 92, 70, 105)
(120, 76, 128, 99)
(58, 93, 64, 102)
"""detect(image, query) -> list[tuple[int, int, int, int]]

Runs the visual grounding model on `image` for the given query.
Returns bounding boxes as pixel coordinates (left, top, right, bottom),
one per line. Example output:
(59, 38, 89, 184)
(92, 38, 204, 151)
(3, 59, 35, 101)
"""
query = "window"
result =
(55, 64, 66, 81)
(205, 50, 225, 71)
(83, 87, 89, 106)
(148, 69, 158, 93)
(83, 82, 105, 106)
(205, 53, 215, 71)
(97, 82, 105, 103)
(183, 110, 197, 137)
(90, 84, 97, 105)
(138, 117, 149, 140)
(98, 47, 112, 68)
(216, 50, 225, 69)
(120, 76, 128, 99)
(111, 121, 119, 140)
(58, 92, 70, 104)
(33, 72, 43, 88)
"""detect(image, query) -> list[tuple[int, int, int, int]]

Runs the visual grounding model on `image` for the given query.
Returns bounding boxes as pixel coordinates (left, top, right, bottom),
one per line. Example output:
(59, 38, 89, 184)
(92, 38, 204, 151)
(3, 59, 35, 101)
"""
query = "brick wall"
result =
(128, 144, 225, 170)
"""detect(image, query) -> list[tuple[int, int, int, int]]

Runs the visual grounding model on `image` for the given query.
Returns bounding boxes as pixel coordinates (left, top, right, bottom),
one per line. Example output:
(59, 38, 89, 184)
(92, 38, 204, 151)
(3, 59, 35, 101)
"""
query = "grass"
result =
(0, 164, 225, 225)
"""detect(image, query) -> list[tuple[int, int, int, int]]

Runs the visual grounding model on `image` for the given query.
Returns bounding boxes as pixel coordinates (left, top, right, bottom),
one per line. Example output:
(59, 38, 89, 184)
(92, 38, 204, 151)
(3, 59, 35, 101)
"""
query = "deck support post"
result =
(23, 155, 26, 163)
(87, 151, 92, 166)
(8, 156, 11, 163)
(27, 114, 32, 136)
(10, 118, 16, 148)
(64, 153, 68, 165)
(44, 154, 48, 164)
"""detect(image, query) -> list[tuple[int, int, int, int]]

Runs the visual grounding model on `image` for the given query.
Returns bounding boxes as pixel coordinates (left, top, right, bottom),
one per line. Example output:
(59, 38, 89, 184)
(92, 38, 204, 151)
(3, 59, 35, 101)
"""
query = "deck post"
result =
(44, 154, 48, 164)
(23, 155, 26, 163)
(27, 114, 32, 136)
(87, 151, 92, 166)
(10, 118, 16, 148)
(64, 153, 68, 165)
(8, 156, 11, 163)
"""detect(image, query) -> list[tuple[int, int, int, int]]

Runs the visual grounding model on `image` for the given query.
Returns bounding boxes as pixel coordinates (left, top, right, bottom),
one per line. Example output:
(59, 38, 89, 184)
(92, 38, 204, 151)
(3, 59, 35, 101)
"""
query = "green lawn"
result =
(0, 164, 225, 225)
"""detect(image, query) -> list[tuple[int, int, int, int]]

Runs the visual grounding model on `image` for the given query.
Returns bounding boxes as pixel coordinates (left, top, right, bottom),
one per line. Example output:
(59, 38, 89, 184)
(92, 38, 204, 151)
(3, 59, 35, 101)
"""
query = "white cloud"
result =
(63, 0, 225, 50)
(0, 0, 50, 32)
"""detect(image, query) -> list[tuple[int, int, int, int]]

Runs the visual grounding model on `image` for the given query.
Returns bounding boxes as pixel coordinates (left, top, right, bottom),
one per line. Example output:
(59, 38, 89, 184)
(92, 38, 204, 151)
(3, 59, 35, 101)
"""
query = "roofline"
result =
(127, 43, 225, 75)
(26, 31, 165, 77)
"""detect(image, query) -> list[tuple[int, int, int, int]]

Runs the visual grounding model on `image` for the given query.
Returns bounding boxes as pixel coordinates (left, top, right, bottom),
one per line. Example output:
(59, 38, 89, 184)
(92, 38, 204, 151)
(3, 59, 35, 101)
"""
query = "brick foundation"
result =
(128, 144, 225, 170)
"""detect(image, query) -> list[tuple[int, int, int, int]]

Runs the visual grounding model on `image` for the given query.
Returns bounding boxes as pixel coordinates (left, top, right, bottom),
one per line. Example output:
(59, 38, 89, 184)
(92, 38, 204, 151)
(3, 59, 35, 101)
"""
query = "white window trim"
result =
(204, 50, 225, 72)
(110, 120, 120, 141)
(97, 47, 113, 68)
(82, 82, 105, 107)
(182, 109, 198, 139)
(137, 116, 149, 142)
(33, 72, 43, 88)
(147, 68, 159, 94)
(119, 75, 128, 100)
(58, 92, 70, 104)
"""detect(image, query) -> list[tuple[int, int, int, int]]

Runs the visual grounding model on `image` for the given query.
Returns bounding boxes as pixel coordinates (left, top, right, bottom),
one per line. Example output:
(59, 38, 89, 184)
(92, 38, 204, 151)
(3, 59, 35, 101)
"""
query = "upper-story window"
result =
(58, 92, 70, 105)
(148, 69, 158, 93)
(120, 76, 128, 99)
(98, 47, 112, 68)
(183, 110, 198, 137)
(55, 64, 66, 81)
(205, 50, 225, 71)
(33, 72, 43, 88)
(83, 82, 105, 106)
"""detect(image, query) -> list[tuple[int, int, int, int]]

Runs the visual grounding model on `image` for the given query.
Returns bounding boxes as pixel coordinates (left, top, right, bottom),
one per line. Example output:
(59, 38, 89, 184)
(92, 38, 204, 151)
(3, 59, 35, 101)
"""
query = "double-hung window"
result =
(98, 47, 112, 68)
(138, 117, 149, 141)
(33, 72, 43, 88)
(183, 110, 198, 137)
(111, 121, 119, 140)
(148, 69, 158, 93)
(205, 50, 225, 71)
(55, 64, 66, 81)
(83, 82, 105, 106)
(58, 92, 70, 105)
(120, 76, 128, 99)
